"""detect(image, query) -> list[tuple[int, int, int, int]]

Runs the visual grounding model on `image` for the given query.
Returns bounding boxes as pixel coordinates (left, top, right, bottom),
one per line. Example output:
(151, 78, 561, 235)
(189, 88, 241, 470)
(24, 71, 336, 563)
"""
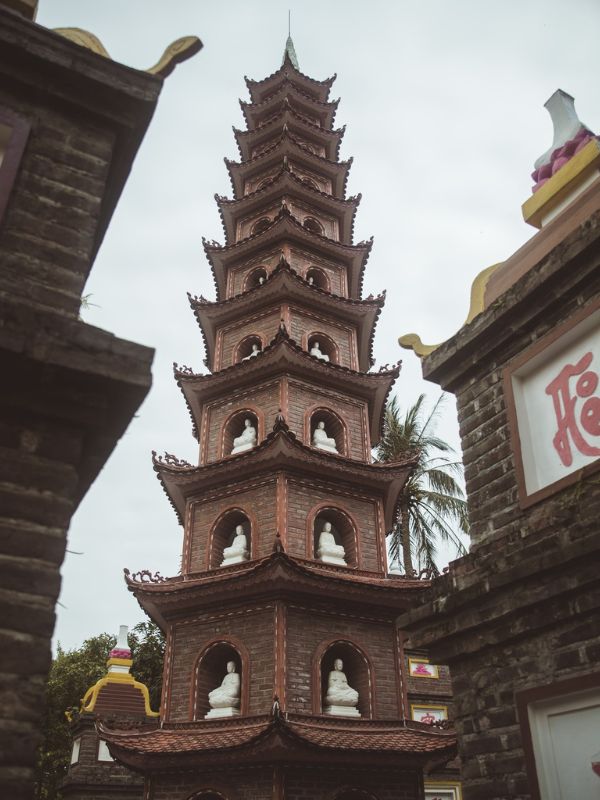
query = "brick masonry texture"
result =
(199, 376, 370, 463)
(0, 10, 161, 798)
(397, 204, 600, 799)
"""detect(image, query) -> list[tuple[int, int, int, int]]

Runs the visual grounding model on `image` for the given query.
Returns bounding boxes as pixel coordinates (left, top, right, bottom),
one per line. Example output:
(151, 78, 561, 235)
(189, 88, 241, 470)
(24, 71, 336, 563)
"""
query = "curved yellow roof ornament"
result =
(399, 262, 503, 358)
(52, 28, 202, 77)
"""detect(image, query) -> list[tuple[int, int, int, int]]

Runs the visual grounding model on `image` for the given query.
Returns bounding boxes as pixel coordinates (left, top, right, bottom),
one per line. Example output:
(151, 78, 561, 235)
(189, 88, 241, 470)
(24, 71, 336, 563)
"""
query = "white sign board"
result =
(528, 687, 600, 800)
(509, 307, 600, 502)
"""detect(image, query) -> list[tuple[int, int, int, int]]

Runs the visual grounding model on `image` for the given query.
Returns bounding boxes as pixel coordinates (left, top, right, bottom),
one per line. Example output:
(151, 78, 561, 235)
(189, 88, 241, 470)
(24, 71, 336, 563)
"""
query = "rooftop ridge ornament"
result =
(534, 90, 591, 170)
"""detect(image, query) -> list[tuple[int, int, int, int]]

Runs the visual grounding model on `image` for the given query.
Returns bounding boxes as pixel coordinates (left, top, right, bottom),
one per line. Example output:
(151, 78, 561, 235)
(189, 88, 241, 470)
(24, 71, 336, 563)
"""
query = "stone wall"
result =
(0, 10, 163, 797)
(397, 197, 600, 798)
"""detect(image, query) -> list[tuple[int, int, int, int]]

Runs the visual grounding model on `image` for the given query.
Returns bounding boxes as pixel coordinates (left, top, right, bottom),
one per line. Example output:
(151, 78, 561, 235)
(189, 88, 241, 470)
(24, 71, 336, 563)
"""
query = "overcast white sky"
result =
(36, 1, 600, 650)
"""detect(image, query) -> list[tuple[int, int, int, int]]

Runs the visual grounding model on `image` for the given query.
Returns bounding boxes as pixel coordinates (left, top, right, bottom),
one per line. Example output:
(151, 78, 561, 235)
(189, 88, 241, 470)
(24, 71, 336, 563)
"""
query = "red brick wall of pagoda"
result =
(199, 378, 370, 464)
(166, 605, 275, 721)
(284, 768, 422, 799)
(149, 769, 274, 800)
(285, 479, 384, 570)
(228, 249, 346, 298)
(285, 608, 402, 719)
(186, 478, 278, 571)
(185, 476, 385, 572)
(216, 309, 281, 369)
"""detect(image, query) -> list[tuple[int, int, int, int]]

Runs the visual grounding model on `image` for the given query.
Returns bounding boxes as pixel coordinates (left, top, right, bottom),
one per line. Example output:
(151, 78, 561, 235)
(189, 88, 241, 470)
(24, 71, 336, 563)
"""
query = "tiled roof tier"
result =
(216, 168, 360, 245)
(189, 260, 381, 371)
(244, 56, 336, 105)
(99, 712, 456, 772)
(204, 207, 372, 301)
(226, 130, 352, 200)
(152, 419, 416, 528)
(124, 551, 429, 626)
(240, 83, 339, 131)
(174, 327, 398, 444)
(234, 107, 345, 162)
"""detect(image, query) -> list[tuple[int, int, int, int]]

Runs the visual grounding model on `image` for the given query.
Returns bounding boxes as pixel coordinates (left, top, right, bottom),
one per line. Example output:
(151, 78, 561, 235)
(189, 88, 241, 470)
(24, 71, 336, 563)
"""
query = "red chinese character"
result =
(545, 351, 600, 467)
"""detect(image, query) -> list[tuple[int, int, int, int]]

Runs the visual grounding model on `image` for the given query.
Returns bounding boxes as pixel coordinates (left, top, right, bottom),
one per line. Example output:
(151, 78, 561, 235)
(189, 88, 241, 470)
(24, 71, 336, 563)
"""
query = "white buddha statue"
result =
(221, 524, 249, 566)
(309, 341, 329, 362)
(313, 421, 338, 454)
(324, 658, 360, 717)
(231, 419, 257, 454)
(258, 275, 265, 285)
(317, 521, 347, 566)
(308, 275, 314, 286)
(205, 661, 241, 718)
(242, 343, 261, 361)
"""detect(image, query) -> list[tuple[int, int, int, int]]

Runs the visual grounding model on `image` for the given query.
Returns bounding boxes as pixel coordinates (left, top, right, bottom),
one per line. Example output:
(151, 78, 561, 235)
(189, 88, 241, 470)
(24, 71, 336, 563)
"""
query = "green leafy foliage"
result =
(35, 622, 164, 800)
(376, 394, 469, 576)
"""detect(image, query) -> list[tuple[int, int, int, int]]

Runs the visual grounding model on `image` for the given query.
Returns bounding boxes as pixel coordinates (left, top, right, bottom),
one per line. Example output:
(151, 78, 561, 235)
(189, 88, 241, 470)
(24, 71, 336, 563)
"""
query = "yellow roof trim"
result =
(78, 673, 159, 718)
(52, 28, 202, 77)
(398, 262, 502, 359)
(522, 138, 600, 228)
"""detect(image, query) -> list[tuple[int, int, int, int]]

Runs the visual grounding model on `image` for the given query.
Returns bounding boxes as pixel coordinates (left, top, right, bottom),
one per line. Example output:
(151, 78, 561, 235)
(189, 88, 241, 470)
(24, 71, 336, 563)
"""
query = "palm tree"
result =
(376, 394, 469, 576)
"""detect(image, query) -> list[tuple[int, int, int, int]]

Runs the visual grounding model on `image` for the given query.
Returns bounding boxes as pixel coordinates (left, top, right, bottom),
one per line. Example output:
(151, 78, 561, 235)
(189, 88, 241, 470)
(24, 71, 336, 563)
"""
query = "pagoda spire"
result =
(282, 34, 299, 69)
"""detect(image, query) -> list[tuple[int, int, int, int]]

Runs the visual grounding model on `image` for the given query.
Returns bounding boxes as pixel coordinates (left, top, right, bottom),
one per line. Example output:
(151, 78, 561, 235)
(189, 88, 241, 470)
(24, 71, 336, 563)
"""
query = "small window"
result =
(306, 266, 329, 291)
(303, 216, 323, 235)
(307, 333, 338, 365)
(97, 740, 114, 762)
(313, 509, 357, 567)
(70, 737, 81, 765)
(245, 267, 268, 291)
(251, 217, 271, 235)
(236, 335, 263, 363)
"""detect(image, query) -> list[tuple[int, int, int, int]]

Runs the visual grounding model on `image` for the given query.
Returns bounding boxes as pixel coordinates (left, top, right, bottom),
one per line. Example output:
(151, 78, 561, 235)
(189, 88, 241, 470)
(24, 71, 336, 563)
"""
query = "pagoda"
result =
(102, 41, 457, 799)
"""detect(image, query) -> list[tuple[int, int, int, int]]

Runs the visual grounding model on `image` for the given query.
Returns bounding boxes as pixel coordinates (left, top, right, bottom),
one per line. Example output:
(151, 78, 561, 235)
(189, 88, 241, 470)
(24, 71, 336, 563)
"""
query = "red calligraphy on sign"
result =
(545, 351, 600, 467)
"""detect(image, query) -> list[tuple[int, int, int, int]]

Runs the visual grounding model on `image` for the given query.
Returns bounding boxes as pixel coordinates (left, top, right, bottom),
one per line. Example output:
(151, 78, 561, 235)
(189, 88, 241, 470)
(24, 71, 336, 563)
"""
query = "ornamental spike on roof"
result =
(282, 34, 299, 69)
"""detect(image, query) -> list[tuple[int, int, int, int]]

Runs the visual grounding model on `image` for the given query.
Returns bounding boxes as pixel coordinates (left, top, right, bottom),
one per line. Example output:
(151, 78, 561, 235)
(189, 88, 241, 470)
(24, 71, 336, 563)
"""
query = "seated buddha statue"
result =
(317, 521, 347, 566)
(221, 524, 249, 566)
(312, 421, 338, 453)
(324, 658, 360, 717)
(309, 341, 329, 362)
(206, 661, 241, 718)
(231, 419, 257, 454)
(242, 343, 261, 361)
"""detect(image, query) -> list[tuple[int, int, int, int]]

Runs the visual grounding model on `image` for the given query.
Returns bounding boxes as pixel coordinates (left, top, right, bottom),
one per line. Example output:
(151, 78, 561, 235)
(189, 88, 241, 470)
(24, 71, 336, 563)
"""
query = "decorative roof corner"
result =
(52, 29, 202, 78)
(524, 89, 600, 228)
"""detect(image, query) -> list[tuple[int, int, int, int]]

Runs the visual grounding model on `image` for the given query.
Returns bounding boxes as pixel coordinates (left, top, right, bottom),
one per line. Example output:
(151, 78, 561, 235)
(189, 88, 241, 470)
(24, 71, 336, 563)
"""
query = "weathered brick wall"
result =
(186, 478, 278, 570)
(285, 478, 384, 570)
(289, 306, 356, 368)
(149, 768, 273, 800)
(228, 249, 282, 296)
(198, 376, 369, 463)
(287, 378, 370, 458)
(285, 767, 422, 800)
(458, 278, 599, 550)
(62, 724, 143, 799)
(167, 605, 275, 720)
(398, 206, 600, 799)
(286, 607, 401, 718)
(0, 11, 162, 797)
(0, 92, 114, 317)
(216, 308, 281, 368)
(288, 246, 345, 294)
(200, 381, 281, 462)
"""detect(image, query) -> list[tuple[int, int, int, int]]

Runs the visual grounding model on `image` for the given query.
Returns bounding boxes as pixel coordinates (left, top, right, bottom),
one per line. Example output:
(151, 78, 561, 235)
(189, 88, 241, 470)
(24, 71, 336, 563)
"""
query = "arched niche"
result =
(303, 216, 324, 235)
(209, 508, 252, 569)
(188, 792, 229, 800)
(305, 266, 329, 291)
(244, 266, 268, 291)
(306, 332, 338, 365)
(251, 217, 271, 235)
(310, 507, 358, 568)
(222, 409, 260, 458)
(193, 639, 248, 720)
(314, 640, 374, 718)
(331, 790, 380, 800)
(300, 176, 319, 191)
(235, 335, 263, 364)
(308, 407, 347, 456)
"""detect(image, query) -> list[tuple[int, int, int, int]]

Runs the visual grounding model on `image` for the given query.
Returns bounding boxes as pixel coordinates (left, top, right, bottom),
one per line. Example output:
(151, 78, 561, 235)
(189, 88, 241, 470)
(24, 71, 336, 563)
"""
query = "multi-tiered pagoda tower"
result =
(103, 42, 456, 800)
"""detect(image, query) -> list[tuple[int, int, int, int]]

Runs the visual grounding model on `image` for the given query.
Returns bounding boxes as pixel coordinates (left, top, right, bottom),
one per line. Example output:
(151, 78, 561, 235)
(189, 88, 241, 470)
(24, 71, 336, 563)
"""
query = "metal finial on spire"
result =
(282, 11, 299, 70)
